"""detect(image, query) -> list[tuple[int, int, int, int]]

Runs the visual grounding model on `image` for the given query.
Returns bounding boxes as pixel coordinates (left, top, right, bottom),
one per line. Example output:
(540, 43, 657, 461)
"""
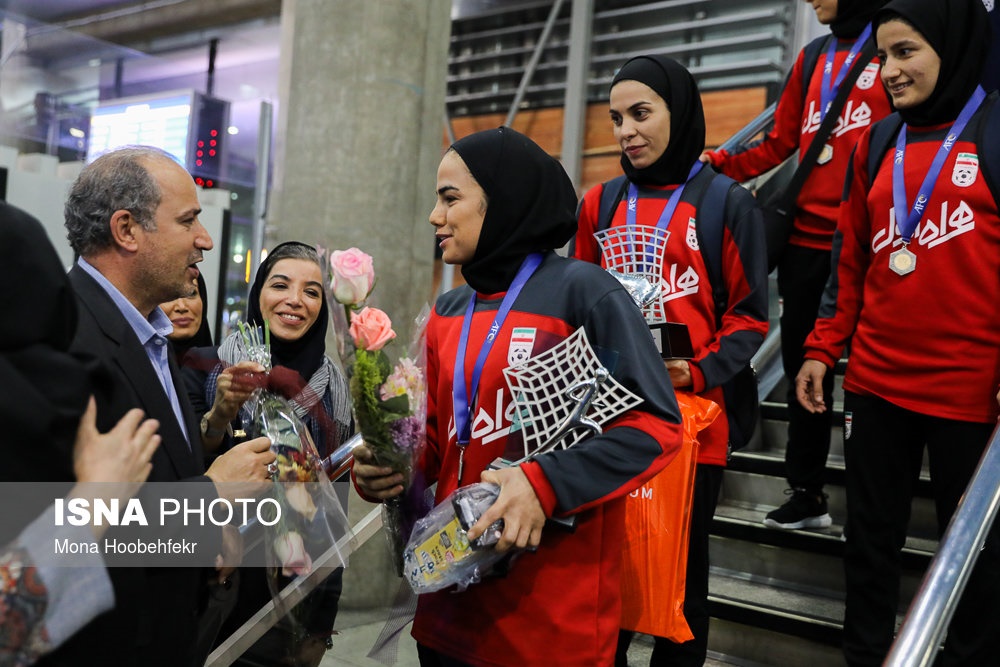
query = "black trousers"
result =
(617, 464, 725, 666)
(841, 391, 1000, 666)
(777, 244, 834, 493)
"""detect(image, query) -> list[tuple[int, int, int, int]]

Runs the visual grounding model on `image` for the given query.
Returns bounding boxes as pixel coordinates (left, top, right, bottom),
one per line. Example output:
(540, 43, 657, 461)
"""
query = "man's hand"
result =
(471, 466, 546, 553)
(351, 444, 404, 500)
(206, 436, 276, 500)
(796, 359, 830, 414)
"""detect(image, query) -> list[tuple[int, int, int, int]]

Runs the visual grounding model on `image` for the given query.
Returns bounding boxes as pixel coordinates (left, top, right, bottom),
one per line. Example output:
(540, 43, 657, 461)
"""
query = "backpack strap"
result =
(597, 174, 629, 233)
(975, 93, 1000, 207)
(800, 35, 831, 94)
(691, 170, 737, 325)
(866, 112, 904, 187)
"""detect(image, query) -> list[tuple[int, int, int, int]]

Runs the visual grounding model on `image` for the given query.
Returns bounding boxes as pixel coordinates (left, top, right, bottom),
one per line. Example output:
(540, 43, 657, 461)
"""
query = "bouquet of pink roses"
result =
(324, 247, 429, 574)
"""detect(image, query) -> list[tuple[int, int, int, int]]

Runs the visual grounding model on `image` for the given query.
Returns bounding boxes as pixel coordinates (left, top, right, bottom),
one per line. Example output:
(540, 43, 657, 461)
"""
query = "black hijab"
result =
(451, 126, 578, 294)
(247, 241, 329, 382)
(831, 0, 889, 38)
(610, 55, 706, 187)
(0, 201, 89, 480)
(874, 0, 991, 126)
(170, 272, 213, 362)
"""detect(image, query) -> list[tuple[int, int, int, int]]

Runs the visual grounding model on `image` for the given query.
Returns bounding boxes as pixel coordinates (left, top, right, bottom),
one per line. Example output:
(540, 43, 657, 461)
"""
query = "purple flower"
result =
(389, 416, 424, 452)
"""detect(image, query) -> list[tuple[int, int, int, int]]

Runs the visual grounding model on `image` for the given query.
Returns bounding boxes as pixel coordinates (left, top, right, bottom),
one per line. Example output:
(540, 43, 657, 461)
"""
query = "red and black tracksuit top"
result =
(703, 35, 892, 251)
(805, 95, 1000, 423)
(412, 252, 682, 666)
(574, 167, 769, 465)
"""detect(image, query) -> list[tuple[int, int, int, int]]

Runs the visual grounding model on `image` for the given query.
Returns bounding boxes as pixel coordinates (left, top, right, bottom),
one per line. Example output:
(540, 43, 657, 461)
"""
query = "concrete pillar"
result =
(270, 0, 451, 608)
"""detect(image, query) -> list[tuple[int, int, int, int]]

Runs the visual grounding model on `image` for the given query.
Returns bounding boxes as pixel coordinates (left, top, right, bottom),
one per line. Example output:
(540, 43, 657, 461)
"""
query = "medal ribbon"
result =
(453, 252, 543, 445)
(891, 86, 986, 244)
(820, 25, 871, 122)
(625, 160, 703, 269)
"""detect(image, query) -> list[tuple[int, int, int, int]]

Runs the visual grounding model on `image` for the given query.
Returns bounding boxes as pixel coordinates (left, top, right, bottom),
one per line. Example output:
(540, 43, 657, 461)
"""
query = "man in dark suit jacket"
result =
(39, 146, 276, 667)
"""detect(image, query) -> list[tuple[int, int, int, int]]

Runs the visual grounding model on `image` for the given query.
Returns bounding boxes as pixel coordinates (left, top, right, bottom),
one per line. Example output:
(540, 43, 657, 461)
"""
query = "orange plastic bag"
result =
(620, 391, 721, 641)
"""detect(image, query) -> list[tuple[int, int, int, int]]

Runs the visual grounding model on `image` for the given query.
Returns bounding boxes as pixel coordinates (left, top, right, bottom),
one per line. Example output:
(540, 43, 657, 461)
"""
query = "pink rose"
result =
(274, 531, 313, 577)
(330, 248, 375, 306)
(349, 307, 396, 351)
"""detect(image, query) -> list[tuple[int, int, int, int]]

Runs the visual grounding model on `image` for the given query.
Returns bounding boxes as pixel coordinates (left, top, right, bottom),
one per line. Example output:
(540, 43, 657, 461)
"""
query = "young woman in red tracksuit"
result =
(574, 55, 768, 666)
(797, 0, 1000, 663)
(353, 127, 684, 667)
(703, 0, 893, 531)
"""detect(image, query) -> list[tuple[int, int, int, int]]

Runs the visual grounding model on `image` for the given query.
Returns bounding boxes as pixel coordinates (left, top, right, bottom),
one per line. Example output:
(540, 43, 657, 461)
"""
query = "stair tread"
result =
(713, 502, 938, 557)
(709, 570, 843, 625)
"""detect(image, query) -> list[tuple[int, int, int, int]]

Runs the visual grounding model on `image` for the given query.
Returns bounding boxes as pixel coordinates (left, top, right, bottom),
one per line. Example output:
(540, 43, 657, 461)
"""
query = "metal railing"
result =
(885, 423, 1000, 666)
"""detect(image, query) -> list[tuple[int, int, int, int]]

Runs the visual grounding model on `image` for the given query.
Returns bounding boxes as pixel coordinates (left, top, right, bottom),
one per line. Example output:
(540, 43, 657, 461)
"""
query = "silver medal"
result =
(817, 143, 834, 165)
(889, 246, 916, 276)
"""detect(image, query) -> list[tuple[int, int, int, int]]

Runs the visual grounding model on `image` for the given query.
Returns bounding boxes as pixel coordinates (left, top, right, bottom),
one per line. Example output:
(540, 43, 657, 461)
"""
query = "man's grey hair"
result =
(65, 145, 181, 256)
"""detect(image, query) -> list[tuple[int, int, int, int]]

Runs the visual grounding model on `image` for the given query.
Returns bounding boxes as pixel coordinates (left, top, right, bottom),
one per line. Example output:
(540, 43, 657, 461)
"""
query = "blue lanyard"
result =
(891, 86, 986, 244)
(820, 26, 871, 122)
(452, 253, 543, 445)
(625, 161, 703, 268)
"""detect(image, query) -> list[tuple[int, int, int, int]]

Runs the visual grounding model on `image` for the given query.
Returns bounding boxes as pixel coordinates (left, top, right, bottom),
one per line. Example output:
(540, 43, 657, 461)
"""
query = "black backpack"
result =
(594, 169, 760, 451)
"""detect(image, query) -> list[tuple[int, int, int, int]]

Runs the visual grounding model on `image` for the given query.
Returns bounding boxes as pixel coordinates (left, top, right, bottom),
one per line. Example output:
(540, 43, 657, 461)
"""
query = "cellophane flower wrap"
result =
(238, 323, 351, 638)
(323, 247, 430, 576)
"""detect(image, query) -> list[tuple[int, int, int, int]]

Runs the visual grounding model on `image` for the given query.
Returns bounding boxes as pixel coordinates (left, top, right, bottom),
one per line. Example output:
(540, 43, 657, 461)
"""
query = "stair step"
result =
(719, 467, 941, 542)
(708, 572, 843, 647)
(711, 507, 936, 571)
(705, 617, 846, 667)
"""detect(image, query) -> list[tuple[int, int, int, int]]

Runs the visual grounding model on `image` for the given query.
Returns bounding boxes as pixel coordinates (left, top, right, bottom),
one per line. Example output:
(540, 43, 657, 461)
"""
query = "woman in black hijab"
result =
(795, 1, 1000, 664)
(187, 242, 352, 458)
(354, 126, 683, 666)
(183, 242, 352, 665)
(573, 55, 768, 667)
(874, 0, 991, 125)
(161, 272, 214, 364)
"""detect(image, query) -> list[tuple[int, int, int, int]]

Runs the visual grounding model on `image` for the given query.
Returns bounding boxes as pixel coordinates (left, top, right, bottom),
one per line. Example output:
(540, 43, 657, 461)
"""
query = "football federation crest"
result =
(685, 218, 699, 251)
(952, 152, 979, 188)
(856, 63, 879, 90)
(844, 412, 852, 440)
(507, 327, 536, 366)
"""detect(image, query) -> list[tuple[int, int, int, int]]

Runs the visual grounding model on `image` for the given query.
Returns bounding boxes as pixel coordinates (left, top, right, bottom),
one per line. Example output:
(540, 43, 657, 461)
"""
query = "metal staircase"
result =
(703, 362, 938, 666)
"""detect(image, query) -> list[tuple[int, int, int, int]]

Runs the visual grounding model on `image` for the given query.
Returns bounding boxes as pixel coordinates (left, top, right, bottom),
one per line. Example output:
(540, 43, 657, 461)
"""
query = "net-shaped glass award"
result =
(403, 326, 643, 594)
(503, 327, 642, 462)
(594, 226, 669, 325)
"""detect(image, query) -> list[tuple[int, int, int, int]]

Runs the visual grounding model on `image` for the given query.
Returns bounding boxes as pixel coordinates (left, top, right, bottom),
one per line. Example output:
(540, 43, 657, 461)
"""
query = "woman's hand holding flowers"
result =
(351, 443, 405, 501)
(211, 360, 266, 422)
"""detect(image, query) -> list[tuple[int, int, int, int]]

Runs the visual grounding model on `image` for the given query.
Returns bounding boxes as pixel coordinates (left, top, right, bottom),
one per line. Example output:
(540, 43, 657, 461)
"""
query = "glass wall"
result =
(0, 12, 281, 340)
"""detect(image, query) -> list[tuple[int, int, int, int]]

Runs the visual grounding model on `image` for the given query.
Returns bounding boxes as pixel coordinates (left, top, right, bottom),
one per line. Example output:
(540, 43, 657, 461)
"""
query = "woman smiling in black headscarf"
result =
(796, 0, 1000, 664)
(353, 126, 684, 666)
(182, 241, 353, 665)
(573, 54, 768, 667)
